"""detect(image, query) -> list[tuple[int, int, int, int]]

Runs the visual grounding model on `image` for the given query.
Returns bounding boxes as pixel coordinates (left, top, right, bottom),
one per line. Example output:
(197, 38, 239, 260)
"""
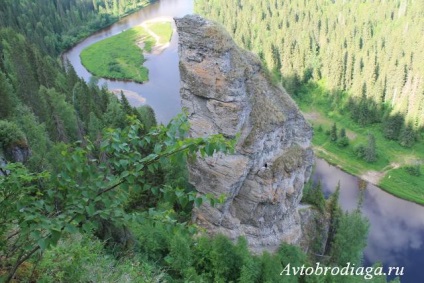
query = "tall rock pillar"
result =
(176, 15, 314, 252)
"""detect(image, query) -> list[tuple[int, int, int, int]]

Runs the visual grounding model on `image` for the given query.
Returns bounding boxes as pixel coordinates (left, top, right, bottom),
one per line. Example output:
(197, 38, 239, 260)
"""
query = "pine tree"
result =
(329, 211, 369, 266)
(119, 92, 133, 116)
(339, 128, 346, 138)
(0, 71, 14, 119)
(337, 128, 349, 147)
(330, 122, 338, 142)
(383, 113, 404, 140)
(364, 133, 377, 162)
(324, 182, 342, 256)
(399, 123, 416, 147)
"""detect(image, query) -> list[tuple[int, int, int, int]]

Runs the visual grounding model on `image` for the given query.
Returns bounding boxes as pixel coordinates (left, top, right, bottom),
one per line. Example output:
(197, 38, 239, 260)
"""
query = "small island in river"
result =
(80, 19, 173, 83)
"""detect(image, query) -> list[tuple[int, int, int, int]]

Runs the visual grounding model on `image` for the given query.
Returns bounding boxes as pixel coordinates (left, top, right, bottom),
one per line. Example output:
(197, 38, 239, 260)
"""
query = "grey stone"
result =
(176, 15, 314, 252)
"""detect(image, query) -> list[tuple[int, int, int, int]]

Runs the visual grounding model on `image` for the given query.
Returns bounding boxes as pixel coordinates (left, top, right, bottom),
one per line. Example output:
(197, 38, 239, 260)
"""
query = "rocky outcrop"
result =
(298, 205, 329, 254)
(176, 15, 314, 252)
(0, 156, 8, 176)
(6, 145, 31, 163)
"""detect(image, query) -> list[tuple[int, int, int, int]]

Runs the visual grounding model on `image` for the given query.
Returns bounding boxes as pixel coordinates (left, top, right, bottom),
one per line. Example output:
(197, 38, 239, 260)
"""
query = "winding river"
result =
(63, 1, 423, 282)
(63, 0, 193, 123)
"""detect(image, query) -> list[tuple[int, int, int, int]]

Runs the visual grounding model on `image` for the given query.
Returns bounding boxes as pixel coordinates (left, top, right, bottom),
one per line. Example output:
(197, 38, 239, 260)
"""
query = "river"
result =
(63, 1, 422, 282)
(62, 0, 194, 123)
(315, 159, 424, 282)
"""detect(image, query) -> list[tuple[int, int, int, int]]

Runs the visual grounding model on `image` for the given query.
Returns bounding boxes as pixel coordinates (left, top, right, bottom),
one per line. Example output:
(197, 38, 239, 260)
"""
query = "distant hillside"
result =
(0, 0, 153, 55)
(196, 0, 424, 128)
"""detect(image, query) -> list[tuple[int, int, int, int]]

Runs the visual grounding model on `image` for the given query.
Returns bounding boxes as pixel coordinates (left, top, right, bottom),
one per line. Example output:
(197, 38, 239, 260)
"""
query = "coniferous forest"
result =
(0, 0, 417, 282)
(196, 0, 424, 127)
(196, 0, 424, 204)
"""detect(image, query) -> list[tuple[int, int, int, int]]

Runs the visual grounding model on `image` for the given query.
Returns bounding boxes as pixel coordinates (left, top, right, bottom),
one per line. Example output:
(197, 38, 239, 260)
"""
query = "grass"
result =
(295, 81, 424, 205)
(145, 21, 173, 45)
(380, 166, 424, 204)
(80, 21, 172, 83)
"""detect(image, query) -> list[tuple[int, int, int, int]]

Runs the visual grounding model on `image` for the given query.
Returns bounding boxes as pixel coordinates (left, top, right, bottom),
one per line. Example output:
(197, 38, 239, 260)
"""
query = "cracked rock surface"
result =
(176, 15, 314, 252)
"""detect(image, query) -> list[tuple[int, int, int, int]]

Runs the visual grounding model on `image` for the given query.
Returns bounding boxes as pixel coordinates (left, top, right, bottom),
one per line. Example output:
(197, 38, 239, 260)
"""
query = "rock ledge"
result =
(176, 15, 314, 252)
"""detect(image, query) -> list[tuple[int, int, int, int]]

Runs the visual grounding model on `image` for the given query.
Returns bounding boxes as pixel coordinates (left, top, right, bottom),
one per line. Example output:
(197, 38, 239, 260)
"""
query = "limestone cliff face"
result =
(176, 15, 314, 252)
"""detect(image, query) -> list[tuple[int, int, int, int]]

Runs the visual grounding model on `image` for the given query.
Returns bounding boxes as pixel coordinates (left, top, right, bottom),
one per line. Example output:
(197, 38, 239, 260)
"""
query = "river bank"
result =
(80, 20, 172, 83)
(298, 88, 424, 206)
(62, 1, 423, 282)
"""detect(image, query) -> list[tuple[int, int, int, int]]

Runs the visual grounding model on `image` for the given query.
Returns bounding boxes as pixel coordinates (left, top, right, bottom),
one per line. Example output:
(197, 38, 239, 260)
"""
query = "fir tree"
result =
(330, 122, 338, 142)
(364, 133, 377, 162)
(399, 123, 416, 147)
(383, 113, 404, 140)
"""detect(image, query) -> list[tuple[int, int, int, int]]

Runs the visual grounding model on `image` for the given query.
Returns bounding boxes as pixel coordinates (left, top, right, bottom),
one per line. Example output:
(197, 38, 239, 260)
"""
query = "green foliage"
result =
(353, 133, 378, 163)
(0, 71, 15, 119)
(398, 123, 416, 148)
(0, 27, 116, 169)
(37, 233, 164, 283)
(338, 128, 349, 147)
(137, 105, 157, 131)
(380, 165, 424, 205)
(196, 0, 424, 205)
(196, 0, 424, 126)
(145, 21, 173, 44)
(13, 105, 52, 171)
(102, 96, 128, 129)
(0, 0, 151, 56)
(340, 128, 346, 138)
(39, 86, 79, 142)
(330, 123, 338, 142)
(0, 114, 234, 281)
(80, 20, 172, 83)
(329, 211, 369, 266)
(364, 134, 377, 163)
(0, 120, 26, 148)
(324, 182, 342, 255)
(81, 26, 152, 82)
(302, 180, 326, 212)
(383, 113, 404, 140)
(337, 136, 350, 148)
(405, 164, 421, 177)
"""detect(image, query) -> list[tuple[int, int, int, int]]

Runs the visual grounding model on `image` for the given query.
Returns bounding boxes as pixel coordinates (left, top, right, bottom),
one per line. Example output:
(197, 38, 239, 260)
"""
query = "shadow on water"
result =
(64, 1, 421, 282)
(315, 158, 424, 282)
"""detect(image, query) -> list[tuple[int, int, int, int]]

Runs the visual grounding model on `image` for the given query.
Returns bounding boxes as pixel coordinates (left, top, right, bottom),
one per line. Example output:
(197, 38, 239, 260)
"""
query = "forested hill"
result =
(0, 0, 157, 172)
(0, 0, 154, 55)
(196, 0, 424, 129)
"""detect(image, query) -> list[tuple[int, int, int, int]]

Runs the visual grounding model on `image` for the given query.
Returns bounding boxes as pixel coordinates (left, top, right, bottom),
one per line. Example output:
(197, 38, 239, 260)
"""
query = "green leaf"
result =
(64, 224, 77, 234)
(86, 204, 95, 216)
(194, 197, 203, 207)
(38, 238, 48, 251)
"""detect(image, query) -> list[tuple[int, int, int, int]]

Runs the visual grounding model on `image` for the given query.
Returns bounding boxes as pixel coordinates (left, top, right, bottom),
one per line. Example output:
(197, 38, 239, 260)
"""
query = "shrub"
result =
(337, 136, 349, 147)
(405, 165, 421, 176)
(0, 120, 26, 148)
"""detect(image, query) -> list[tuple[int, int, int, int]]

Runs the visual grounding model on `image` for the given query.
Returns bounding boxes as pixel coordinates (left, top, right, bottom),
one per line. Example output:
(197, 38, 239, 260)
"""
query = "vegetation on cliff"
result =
(196, 0, 424, 204)
(0, 1, 402, 283)
(0, 0, 155, 56)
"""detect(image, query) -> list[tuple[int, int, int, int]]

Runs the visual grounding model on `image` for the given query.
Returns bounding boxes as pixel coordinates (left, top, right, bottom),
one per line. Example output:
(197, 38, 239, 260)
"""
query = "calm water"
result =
(62, 0, 194, 123)
(315, 158, 424, 282)
(64, 1, 422, 282)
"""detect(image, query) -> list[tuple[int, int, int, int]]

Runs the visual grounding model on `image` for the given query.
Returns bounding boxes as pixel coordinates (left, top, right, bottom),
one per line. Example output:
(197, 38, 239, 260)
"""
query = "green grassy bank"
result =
(80, 21, 172, 83)
(295, 81, 424, 205)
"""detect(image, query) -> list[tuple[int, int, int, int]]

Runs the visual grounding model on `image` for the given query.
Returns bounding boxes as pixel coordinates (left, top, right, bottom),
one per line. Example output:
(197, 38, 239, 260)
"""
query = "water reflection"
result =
(63, 0, 194, 123)
(315, 158, 424, 282)
(63, 1, 423, 281)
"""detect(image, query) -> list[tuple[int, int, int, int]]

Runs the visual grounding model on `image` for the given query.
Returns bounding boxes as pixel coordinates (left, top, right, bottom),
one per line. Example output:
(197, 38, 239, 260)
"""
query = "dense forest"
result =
(0, 0, 403, 282)
(196, 0, 424, 129)
(196, 0, 424, 205)
(0, 0, 154, 55)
